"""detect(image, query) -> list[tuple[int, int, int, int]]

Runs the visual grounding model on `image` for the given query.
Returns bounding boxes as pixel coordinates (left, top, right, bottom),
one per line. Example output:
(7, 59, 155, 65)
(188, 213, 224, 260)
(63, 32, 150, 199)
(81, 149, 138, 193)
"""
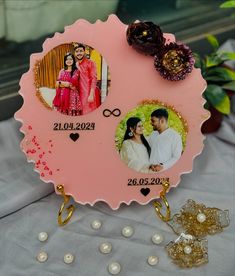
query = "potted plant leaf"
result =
(194, 35, 235, 133)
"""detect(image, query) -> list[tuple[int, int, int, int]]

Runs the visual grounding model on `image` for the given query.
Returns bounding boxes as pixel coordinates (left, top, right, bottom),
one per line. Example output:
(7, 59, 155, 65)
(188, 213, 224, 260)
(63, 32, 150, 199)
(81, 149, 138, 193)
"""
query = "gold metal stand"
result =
(153, 180, 171, 222)
(56, 185, 75, 226)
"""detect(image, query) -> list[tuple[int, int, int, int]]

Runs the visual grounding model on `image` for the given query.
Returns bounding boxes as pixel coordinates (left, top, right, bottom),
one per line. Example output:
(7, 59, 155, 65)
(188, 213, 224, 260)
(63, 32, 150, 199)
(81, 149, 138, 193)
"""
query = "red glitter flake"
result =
(42, 161, 46, 165)
(44, 166, 49, 171)
(50, 144, 53, 147)
(49, 140, 52, 142)
(48, 150, 52, 154)
(49, 171, 53, 175)
(41, 173, 45, 177)
(38, 147, 41, 150)
(28, 126, 32, 130)
(57, 169, 60, 171)
(39, 154, 43, 159)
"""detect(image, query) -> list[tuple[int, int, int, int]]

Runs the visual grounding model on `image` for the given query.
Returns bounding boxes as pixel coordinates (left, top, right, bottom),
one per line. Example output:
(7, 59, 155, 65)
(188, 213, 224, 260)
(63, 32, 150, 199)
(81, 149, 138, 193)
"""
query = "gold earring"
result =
(165, 233, 208, 268)
(167, 199, 230, 238)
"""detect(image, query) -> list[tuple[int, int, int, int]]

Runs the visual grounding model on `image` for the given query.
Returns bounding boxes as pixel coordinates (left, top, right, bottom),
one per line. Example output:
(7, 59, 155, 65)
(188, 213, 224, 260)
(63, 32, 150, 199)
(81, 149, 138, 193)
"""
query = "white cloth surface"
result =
(0, 116, 235, 276)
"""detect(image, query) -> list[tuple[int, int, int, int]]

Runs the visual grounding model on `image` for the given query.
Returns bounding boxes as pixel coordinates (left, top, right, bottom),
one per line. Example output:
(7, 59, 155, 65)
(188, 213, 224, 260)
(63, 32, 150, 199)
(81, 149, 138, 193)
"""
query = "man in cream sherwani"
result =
(148, 108, 182, 172)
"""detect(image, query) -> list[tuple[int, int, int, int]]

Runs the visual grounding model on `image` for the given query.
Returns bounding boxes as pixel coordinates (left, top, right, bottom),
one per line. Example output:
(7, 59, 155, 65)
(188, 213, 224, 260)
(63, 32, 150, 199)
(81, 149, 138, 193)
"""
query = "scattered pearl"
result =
(108, 262, 121, 275)
(151, 233, 164, 245)
(147, 255, 159, 266)
(64, 253, 74, 264)
(184, 245, 192, 254)
(122, 226, 134, 238)
(38, 232, 48, 242)
(99, 242, 112, 254)
(37, 251, 48, 263)
(91, 219, 102, 230)
(197, 213, 206, 223)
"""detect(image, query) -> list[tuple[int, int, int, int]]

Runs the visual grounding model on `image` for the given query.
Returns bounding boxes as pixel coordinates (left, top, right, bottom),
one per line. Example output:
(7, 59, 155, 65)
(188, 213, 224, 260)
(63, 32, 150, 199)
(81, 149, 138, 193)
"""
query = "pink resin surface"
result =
(15, 15, 209, 209)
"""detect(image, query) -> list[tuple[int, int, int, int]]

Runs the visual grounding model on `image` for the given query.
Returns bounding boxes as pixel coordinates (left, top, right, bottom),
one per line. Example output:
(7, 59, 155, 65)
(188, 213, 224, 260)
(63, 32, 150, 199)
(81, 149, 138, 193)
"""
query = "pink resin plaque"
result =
(15, 15, 209, 209)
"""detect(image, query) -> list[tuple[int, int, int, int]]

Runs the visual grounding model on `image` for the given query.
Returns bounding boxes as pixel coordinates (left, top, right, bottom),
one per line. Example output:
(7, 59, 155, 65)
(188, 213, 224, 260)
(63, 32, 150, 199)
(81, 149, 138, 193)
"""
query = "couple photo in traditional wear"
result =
(119, 108, 183, 173)
(35, 43, 110, 115)
(53, 44, 100, 115)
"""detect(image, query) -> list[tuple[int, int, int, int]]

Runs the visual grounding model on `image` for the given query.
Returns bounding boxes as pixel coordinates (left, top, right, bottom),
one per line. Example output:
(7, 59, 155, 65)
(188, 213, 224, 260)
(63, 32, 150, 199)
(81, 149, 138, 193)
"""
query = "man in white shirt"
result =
(148, 108, 182, 172)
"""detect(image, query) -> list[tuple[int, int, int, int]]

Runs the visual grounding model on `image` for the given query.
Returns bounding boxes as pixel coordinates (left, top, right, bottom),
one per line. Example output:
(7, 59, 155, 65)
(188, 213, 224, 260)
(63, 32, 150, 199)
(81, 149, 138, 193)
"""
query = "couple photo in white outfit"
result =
(120, 108, 183, 173)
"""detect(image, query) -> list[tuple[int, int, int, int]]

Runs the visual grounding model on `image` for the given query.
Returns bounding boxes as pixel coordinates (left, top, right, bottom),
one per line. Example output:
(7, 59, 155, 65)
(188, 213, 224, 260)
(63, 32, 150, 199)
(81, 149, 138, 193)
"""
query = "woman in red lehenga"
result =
(53, 53, 82, 115)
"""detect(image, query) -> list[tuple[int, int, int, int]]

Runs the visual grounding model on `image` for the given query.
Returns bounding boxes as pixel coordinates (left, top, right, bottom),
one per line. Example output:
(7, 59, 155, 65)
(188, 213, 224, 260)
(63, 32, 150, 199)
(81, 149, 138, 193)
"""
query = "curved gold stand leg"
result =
(153, 180, 171, 222)
(56, 185, 75, 226)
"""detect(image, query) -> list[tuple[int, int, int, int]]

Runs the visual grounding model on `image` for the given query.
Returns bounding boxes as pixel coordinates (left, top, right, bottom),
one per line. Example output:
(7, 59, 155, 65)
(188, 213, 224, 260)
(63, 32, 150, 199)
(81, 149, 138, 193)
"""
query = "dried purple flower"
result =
(154, 42, 195, 81)
(126, 21, 165, 56)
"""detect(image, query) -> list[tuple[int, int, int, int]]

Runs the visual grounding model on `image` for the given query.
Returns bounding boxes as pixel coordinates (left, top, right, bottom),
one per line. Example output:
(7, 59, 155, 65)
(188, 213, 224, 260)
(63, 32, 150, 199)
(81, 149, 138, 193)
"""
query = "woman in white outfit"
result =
(120, 117, 152, 173)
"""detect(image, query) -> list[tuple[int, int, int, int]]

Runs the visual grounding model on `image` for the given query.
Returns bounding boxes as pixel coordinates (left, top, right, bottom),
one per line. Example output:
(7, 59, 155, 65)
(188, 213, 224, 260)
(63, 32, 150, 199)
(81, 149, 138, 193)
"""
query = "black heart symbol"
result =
(69, 133, 79, 142)
(140, 188, 150, 196)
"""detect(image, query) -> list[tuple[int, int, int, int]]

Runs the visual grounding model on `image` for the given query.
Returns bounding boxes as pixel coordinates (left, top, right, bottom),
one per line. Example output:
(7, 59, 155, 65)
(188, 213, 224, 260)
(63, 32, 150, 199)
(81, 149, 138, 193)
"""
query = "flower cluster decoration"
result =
(166, 233, 208, 268)
(167, 199, 230, 238)
(126, 21, 195, 81)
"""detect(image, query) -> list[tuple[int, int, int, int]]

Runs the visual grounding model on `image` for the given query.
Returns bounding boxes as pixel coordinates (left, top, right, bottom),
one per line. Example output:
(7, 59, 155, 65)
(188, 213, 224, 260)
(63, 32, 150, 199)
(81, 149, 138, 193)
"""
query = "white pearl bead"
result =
(147, 255, 159, 266)
(37, 251, 48, 263)
(122, 226, 134, 238)
(184, 245, 192, 254)
(38, 232, 48, 242)
(64, 253, 74, 264)
(151, 233, 164, 245)
(99, 242, 112, 254)
(108, 262, 121, 275)
(91, 219, 102, 230)
(197, 213, 206, 223)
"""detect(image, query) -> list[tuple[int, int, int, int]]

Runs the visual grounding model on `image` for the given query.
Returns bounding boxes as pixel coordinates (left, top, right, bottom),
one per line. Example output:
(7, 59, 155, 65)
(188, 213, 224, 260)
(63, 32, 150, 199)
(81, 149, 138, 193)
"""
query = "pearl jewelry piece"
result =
(99, 242, 112, 254)
(91, 219, 102, 230)
(108, 262, 121, 275)
(151, 233, 164, 245)
(64, 253, 74, 264)
(184, 245, 192, 254)
(38, 232, 48, 242)
(121, 226, 134, 238)
(147, 255, 159, 266)
(197, 213, 206, 223)
(37, 251, 48, 263)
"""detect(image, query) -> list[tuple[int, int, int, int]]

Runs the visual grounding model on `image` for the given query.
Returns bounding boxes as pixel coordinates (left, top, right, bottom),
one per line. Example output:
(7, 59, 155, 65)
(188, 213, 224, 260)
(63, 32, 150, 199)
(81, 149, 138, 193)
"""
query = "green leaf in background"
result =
(205, 54, 223, 68)
(222, 81, 235, 92)
(214, 94, 231, 114)
(219, 52, 235, 61)
(204, 84, 227, 106)
(194, 53, 207, 76)
(193, 53, 201, 68)
(204, 101, 210, 110)
(220, 1, 235, 8)
(206, 34, 219, 51)
(206, 67, 235, 82)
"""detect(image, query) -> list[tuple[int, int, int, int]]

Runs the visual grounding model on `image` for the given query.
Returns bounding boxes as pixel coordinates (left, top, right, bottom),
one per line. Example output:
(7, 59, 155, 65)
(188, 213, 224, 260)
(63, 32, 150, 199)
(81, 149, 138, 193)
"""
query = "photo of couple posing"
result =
(36, 43, 110, 116)
(119, 108, 183, 173)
